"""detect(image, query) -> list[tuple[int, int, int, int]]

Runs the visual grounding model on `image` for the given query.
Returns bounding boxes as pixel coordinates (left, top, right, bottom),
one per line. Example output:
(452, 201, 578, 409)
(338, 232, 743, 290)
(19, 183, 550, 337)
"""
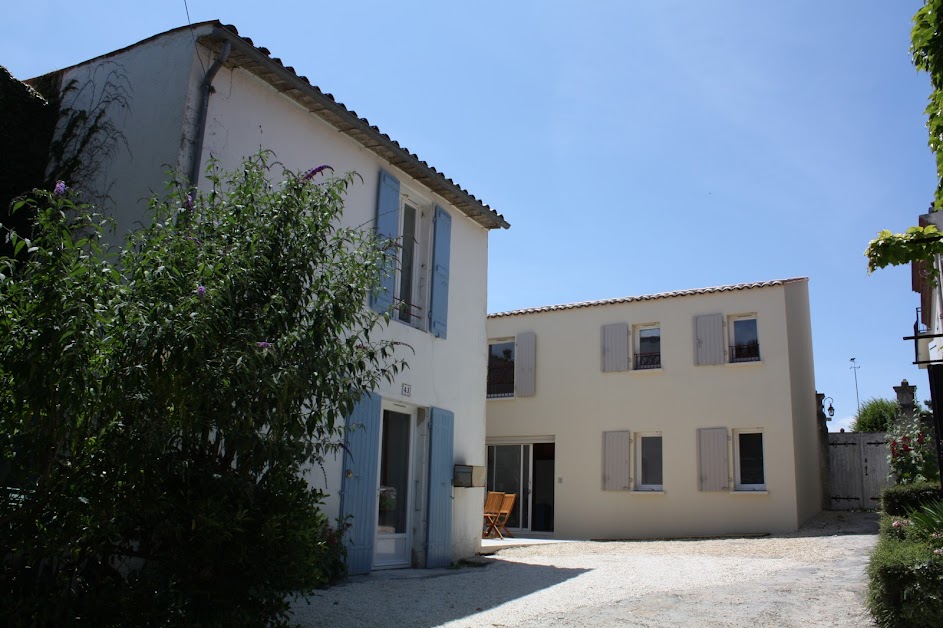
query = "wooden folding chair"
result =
(482, 491, 505, 538)
(494, 493, 517, 539)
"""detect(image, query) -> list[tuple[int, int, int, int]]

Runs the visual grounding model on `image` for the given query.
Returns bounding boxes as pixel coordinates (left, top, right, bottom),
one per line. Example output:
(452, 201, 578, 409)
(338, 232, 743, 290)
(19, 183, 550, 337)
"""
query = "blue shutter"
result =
(371, 170, 400, 313)
(426, 407, 454, 567)
(340, 392, 382, 575)
(429, 206, 452, 338)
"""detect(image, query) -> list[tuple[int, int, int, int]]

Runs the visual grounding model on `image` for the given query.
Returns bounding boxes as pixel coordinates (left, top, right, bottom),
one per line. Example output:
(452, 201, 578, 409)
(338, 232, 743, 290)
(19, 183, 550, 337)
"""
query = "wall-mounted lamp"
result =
(823, 396, 835, 419)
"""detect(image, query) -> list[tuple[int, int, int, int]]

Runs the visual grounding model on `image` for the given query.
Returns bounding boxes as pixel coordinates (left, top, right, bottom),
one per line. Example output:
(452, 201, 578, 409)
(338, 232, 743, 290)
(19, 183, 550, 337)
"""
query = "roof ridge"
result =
(488, 277, 808, 318)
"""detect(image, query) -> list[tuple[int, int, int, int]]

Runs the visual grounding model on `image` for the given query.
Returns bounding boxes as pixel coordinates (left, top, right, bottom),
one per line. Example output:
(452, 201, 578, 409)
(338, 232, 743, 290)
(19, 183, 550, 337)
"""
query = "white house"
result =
(32, 21, 510, 573)
(486, 278, 822, 539)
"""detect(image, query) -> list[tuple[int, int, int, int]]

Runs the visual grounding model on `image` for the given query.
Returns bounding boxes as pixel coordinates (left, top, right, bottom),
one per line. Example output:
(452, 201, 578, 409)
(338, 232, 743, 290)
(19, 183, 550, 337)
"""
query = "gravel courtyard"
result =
(292, 511, 878, 627)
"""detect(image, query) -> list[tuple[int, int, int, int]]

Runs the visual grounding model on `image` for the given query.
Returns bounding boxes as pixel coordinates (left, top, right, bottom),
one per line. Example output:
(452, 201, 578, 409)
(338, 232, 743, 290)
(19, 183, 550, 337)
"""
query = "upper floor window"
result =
(634, 324, 661, 370)
(371, 170, 452, 338)
(729, 315, 760, 363)
(487, 341, 515, 398)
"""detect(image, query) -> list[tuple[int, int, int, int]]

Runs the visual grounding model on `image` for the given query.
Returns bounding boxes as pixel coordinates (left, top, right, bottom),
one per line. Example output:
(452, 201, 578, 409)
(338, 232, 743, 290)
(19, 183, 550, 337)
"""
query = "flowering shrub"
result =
(0, 153, 405, 626)
(887, 416, 939, 485)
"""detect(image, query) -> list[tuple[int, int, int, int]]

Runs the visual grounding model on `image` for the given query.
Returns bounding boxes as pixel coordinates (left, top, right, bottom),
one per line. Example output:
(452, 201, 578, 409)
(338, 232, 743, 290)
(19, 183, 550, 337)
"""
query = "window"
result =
(487, 332, 536, 398)
(487, 340, 515, 398)
(729, 315, 760, 363)
(634, 324, 661, 370)
(734, 430, 765, 490)
(636, 434, 663, 491)
(372, 170, 452, 338)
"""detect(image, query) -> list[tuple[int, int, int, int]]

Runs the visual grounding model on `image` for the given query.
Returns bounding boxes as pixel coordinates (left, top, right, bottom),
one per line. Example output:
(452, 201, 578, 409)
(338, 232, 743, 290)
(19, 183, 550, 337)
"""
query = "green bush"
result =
(867, 534, 943, 627)
(881, 482, 942, 516)
(0, 154, 403, 626)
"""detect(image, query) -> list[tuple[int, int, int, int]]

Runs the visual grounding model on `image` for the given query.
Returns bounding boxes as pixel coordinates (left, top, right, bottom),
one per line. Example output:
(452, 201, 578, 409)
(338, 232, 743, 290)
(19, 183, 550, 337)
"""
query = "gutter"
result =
(188, 35, 231, 188)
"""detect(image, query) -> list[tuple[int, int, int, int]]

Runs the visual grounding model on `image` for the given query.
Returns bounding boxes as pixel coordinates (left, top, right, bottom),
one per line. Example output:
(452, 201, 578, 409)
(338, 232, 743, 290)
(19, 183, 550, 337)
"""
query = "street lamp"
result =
(823, 396, 835, 419)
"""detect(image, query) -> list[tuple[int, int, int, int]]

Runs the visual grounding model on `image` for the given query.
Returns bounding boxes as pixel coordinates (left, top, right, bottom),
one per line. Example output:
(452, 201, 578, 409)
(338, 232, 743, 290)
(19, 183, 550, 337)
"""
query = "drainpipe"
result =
(188, 39, 231, 188)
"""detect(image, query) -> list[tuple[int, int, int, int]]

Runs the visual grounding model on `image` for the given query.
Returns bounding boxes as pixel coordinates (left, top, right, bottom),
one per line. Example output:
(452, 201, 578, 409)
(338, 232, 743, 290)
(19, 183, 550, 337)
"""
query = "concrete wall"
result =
(487, 280, 818, 539)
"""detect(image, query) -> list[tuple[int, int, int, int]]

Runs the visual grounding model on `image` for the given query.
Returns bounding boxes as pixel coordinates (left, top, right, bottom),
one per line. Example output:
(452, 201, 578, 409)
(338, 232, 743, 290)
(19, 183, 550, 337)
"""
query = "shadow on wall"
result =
(293, 560, 590, 627)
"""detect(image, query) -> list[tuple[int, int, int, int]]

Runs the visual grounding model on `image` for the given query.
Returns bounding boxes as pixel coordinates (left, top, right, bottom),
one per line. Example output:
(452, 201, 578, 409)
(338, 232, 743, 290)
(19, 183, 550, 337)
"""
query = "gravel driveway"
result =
(291, 511, 878, 627)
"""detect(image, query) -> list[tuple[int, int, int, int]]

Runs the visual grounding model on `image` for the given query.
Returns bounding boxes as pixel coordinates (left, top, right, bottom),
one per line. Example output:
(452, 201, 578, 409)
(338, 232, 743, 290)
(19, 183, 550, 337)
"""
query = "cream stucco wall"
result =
(487, 280, 819, 539)
(49, 29, 492, 564)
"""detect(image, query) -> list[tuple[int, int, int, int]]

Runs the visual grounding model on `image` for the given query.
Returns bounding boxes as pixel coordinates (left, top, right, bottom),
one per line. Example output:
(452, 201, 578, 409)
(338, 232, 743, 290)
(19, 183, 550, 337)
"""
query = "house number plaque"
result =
(401, 383, 411, 397)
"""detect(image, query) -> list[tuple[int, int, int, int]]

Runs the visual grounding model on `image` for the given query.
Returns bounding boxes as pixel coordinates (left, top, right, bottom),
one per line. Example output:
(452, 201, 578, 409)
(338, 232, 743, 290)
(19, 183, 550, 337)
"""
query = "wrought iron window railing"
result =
(487, 363, 515, 398)
(729, 341, 760, 363)
(634, 352, 661, 370)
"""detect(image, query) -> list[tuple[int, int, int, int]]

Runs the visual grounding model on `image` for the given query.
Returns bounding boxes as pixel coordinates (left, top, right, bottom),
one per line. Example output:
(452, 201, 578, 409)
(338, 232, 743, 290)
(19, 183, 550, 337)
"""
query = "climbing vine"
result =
(865, 0, 943, 274)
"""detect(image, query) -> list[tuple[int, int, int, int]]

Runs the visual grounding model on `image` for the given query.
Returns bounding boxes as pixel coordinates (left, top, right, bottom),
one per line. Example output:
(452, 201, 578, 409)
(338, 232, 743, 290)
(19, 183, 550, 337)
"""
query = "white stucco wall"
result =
(198, 52, 490, 561)
(487, 280, 818, 539)
(55, 26, 207, 238)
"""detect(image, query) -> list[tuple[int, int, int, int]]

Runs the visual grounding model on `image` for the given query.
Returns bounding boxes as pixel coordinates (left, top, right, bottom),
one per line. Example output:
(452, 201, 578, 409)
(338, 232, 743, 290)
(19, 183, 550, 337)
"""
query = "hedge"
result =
(881, 482, 942, 516)
(867, 532, 943, 627)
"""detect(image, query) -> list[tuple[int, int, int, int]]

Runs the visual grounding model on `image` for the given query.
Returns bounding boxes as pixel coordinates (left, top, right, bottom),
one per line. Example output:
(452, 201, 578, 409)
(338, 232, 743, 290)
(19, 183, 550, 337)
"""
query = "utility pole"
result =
(850, 358, 861, 416)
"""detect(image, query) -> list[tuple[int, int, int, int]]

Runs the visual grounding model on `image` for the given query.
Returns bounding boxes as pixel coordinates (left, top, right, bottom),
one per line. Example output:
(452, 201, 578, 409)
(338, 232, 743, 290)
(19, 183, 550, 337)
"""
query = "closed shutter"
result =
(428, 206, 452, 338)
(601, 323, 629, 372)
(602, 430, 632, 491)
(697, 427, 729, 491)
(515, 331, 537, 397)
(426, 407, 454, 567)
(371, 170, 400, 313)
(695, 313, 725, 365)
(340, 392, 382, 574)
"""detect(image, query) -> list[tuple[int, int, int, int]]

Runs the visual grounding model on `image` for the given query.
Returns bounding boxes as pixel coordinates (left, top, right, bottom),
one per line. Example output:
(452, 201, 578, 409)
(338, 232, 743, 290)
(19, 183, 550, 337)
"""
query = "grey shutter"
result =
(697, 427, 729, 491)
(426, 407, 454, 567)
(695, 313, 725, 365)
(601, 323, 629, 372)
(370, 170, 400, 313)
(340, 392, 382, 574)
(515, 331, 537, 397)
(602, 430, 631, 491)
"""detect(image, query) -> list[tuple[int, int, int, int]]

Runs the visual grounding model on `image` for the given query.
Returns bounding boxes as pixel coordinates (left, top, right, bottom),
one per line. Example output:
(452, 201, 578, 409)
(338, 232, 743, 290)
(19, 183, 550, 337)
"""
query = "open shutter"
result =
(601, 323, 629, 372)
(429, 206, 452, 338)
(340, 392, 382, 574)
(602, 430, 631, 491)
(515, 331, 537, 397)
(426, 407, 454, 567)
(697, 427, 729, 491)
(695, 313, 725, 365)
(371, 170, 400, 313)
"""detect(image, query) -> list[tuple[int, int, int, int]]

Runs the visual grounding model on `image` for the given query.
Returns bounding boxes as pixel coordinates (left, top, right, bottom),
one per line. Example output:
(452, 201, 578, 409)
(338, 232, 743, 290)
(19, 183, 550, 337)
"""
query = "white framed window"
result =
(733, 430, 765, 491)
(394, 196, 432, 330)
(636, 433, 663, 491)
(728, 314, 760, 363)
(634, 324, 661, 370)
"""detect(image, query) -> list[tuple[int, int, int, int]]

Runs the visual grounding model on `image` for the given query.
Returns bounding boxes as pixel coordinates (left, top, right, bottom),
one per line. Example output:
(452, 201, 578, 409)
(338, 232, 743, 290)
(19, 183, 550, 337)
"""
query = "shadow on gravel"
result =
(783, 510, 879, 538)
(292, 559, 590, 627)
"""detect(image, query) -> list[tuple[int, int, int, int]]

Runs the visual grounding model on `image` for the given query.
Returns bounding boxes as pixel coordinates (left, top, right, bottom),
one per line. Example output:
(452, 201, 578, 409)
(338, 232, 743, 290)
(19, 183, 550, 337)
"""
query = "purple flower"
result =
(302, 165, 333, 181)
(196, 285, 206, 299)
(54, 180, 67, 196)
(184, 194, 194, 211)
(257, 341, 273, 349)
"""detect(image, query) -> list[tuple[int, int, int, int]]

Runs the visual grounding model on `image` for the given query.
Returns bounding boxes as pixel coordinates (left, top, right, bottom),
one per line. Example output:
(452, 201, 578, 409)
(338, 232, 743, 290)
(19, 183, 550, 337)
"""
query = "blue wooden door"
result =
(426, 407, 454, 567)
(340, 392, 382, 575)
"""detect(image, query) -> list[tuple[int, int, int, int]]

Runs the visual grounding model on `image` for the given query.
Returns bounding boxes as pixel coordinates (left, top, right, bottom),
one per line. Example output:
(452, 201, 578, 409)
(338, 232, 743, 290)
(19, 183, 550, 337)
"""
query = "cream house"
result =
(32, 21, 509, 573)
(486, 278, 821, 539)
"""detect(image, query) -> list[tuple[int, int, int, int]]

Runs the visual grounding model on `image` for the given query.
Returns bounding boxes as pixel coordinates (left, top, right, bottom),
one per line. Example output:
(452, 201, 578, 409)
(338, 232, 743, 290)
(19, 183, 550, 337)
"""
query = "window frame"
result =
(733, 429, 766, 491)
(635, 432, 663, 491)
(487, 338, 516, 399)
(392, 190, 432, 331)
(728, 314, 760, 363)
(633, 323, 661, 370)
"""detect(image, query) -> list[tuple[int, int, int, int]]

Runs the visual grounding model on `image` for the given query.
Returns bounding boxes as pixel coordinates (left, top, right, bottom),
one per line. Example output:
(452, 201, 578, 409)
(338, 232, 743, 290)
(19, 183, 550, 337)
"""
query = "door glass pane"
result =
(378, 411, 410, 534)
(532, 443, 555, 532)
(491, 445, 522, 529)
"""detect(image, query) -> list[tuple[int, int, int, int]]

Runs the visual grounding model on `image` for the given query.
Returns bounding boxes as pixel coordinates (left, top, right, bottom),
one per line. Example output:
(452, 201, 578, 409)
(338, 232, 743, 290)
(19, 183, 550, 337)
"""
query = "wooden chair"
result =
(494, 493, 517, 539)
(482, 491, 505, 538)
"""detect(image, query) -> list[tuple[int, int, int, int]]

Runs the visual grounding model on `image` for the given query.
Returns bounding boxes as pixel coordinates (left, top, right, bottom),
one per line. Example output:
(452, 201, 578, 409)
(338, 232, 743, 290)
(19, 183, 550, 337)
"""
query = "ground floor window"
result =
(636, 434, 663, 491)
(734, 430, 765, 490)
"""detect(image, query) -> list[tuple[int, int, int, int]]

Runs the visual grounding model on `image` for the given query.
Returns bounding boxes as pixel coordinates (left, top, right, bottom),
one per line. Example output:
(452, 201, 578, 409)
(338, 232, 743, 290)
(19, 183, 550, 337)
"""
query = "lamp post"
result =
(823, 396, 835, 419)
(850, 358, 861, 416)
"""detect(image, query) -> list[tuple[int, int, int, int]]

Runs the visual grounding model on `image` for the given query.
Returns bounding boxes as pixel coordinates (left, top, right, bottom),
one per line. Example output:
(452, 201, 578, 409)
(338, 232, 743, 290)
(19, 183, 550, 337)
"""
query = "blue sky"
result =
(1, 1, 935, 430)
